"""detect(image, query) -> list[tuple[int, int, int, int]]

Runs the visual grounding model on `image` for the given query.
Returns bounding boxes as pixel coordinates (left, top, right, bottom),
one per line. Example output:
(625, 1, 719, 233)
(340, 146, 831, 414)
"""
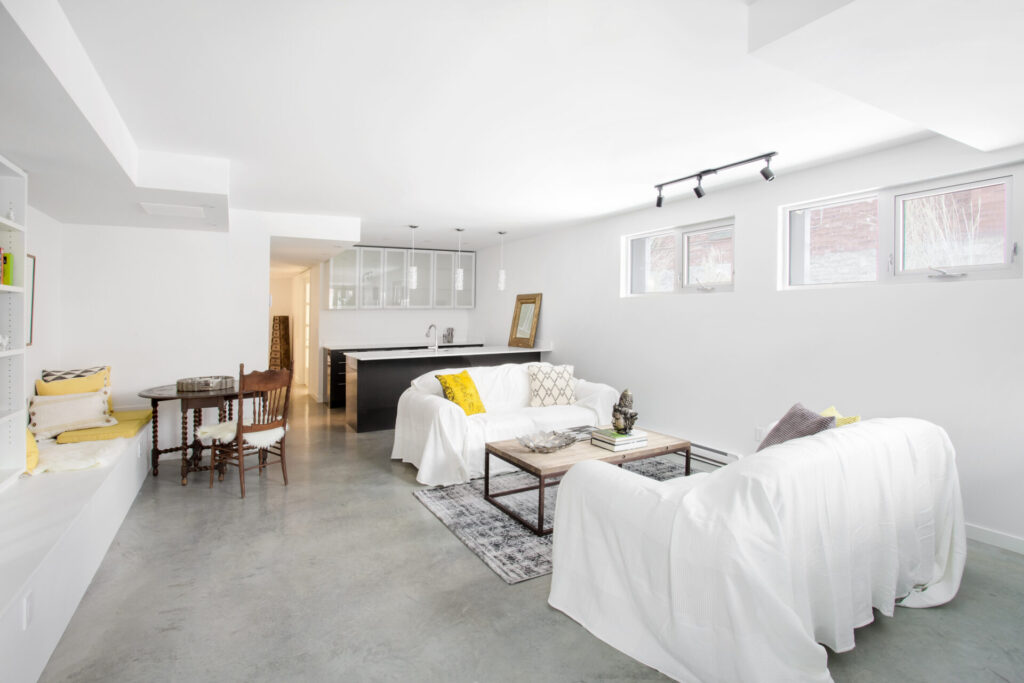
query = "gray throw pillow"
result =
(757, 403, 835, 452)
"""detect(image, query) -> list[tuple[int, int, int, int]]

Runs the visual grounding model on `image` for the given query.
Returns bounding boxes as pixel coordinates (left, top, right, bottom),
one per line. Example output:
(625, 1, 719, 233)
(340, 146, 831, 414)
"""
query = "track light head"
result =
(655, 186, 663, 208)
(693, 177, 706, 199)
(760, 158, 775, 182)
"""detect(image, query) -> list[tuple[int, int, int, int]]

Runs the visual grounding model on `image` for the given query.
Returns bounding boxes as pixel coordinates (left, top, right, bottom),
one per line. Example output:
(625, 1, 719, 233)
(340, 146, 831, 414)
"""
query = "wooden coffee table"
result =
(484, 429, 691, 535)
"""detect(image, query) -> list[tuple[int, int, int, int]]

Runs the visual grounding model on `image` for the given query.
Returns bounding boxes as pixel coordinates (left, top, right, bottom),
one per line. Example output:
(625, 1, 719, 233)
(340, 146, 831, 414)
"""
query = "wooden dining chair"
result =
(209, 363, 292, 498)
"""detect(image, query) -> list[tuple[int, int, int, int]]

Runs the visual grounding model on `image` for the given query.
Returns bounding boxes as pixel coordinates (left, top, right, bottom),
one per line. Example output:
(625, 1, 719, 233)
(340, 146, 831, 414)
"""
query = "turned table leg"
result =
(190, 407, 205, 470)
(150, 398, 160, 476)
(180, 402, 189, 486)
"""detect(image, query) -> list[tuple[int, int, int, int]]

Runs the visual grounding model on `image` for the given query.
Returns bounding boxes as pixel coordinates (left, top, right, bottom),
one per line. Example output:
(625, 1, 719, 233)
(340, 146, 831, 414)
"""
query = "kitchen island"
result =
(345, 345, 550, 432)
(323, 341, 484, 409)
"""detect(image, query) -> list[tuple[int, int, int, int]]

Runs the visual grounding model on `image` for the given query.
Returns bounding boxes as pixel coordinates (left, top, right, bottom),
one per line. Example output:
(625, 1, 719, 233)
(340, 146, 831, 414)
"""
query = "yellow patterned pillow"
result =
(821, 405, 861, 427)
(435, 370, 486, 416)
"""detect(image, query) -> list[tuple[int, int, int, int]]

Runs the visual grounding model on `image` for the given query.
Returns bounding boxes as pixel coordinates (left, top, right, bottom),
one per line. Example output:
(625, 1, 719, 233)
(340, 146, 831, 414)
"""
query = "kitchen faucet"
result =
(426, 324, 438, 351)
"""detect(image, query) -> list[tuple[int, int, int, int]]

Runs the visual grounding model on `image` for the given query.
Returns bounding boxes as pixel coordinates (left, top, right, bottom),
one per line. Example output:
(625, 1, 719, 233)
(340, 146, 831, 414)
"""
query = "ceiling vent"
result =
(139, 202, 206, 218)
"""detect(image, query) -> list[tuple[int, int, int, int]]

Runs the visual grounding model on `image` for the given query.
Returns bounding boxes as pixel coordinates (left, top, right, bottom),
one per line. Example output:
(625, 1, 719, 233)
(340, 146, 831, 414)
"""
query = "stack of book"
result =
(591, 428, 647, 452)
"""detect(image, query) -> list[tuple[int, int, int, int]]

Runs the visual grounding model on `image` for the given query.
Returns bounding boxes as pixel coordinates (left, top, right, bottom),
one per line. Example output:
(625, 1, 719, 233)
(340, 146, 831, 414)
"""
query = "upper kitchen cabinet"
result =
(326, 246, 473, 310)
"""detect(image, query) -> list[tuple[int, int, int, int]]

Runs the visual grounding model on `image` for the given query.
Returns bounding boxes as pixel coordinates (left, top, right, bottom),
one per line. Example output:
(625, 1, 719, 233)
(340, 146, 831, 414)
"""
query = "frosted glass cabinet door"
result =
(434, 251, 454, 308)
(360, 248, 383, 308)
(329, 248, 358, 309)
(384, 249, 407, 308)
(408, 250, 434, 308)
(455, 252, 475, 308)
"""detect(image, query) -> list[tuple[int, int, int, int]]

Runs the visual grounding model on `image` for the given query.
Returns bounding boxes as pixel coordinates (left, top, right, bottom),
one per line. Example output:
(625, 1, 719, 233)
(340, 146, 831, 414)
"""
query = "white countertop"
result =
(324, 340, 485, 351)
(345, 345, 551, 361)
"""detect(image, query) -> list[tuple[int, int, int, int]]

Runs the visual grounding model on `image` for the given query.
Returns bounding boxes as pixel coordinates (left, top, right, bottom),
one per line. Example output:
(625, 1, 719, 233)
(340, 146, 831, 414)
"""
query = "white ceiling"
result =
(50, 0, 926, 248)
(0, 6, 229, 230)
(751, 0, 1024, 152)
(2, 0, 1020, 253)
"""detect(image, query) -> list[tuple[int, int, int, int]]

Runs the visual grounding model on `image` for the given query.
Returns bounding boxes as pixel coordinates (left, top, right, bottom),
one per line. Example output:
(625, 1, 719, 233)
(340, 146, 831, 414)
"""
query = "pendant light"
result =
(407, 225, 418, 290)
(454, 228, 465, 291)
(497, 231, 507, 291)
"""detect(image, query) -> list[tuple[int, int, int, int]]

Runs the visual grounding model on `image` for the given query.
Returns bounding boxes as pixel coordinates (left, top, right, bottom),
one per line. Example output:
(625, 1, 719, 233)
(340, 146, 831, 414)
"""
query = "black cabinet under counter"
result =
(344, 346, 545, 432)
(325, 343, 483, 409)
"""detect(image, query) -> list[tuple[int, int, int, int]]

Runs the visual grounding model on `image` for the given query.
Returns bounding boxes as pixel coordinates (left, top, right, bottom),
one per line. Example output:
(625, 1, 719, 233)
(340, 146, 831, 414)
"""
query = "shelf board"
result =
(0, 215, 25, 232)
(0, 348, 25, 358)
(0, 467, 22, 494)
(0, 284, 24, 293)
(0, 408, 24, 425)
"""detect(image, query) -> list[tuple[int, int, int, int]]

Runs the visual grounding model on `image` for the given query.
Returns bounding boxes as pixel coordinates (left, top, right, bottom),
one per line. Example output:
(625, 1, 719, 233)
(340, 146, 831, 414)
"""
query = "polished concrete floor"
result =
(40, 392, 1024, 682)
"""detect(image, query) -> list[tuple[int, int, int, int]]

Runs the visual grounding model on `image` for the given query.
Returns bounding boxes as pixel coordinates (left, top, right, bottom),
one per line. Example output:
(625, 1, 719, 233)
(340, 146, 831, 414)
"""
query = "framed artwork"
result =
(508, 292, 542, 348)
(26, 253, 35, 346)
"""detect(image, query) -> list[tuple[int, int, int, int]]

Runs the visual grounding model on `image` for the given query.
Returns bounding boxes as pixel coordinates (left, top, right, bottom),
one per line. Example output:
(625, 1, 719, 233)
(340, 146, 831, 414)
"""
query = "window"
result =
(784, 173, 1015, 288)
(898, 179, 1010, 273)
(627, 221, 734, 295)
(788, 196, 878, 286)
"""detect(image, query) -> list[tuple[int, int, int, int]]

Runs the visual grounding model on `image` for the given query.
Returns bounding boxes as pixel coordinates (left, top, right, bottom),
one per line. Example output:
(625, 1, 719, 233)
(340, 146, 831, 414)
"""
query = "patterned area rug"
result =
(413, 455, 691, 584)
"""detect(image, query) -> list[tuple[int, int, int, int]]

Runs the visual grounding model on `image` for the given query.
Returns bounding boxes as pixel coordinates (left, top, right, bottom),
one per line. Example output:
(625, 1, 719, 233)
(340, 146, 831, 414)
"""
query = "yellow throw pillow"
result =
(36, 367, 112, 412)
(26, 428, 39, 473)
(435, 370, 486, 416)
(821, 405, 861, 427)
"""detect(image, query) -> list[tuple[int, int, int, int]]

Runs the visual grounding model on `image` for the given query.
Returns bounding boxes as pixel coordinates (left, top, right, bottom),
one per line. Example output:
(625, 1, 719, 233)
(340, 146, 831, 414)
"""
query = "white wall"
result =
(318, 308, 474, 348)
(471, 135, 1024, 550)
(24, 206, 63, 385)
(60, 224, 269, 448)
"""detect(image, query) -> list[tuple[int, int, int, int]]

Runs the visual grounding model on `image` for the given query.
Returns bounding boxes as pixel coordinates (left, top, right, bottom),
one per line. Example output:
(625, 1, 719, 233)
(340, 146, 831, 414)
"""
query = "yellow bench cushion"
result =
(56, 409, 153, 444)
(26, 428, 39, 473)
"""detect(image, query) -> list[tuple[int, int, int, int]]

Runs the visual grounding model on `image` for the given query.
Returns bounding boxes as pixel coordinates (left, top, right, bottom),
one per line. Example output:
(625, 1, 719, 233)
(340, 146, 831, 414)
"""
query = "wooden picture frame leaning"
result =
(508, 293, 541, 348)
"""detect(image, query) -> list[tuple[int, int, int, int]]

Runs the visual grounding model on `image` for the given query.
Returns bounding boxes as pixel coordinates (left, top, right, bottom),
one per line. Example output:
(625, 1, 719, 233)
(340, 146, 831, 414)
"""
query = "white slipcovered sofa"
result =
(391, 362, 619, 486)
(549, 417, 966, 683)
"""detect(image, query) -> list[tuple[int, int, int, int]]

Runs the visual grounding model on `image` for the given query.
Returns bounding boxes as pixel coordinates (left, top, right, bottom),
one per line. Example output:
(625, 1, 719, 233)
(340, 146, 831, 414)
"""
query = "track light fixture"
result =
(654, 151, 777, 205)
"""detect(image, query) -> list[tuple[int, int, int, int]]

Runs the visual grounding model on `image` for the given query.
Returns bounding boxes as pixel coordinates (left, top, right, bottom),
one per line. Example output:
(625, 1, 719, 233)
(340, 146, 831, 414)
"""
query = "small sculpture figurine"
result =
(611, 388, 639, 435)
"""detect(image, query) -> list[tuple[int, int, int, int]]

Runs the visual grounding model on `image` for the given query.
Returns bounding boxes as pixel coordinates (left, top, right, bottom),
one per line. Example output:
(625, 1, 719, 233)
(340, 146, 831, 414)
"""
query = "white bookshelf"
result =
(0, 153, 27, 493)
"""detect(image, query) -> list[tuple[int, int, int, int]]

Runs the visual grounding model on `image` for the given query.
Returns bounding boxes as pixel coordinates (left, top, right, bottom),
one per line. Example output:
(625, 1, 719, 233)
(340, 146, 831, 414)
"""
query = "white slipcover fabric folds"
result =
(548, 418, 966, 683)
(391, 362, 619, 486)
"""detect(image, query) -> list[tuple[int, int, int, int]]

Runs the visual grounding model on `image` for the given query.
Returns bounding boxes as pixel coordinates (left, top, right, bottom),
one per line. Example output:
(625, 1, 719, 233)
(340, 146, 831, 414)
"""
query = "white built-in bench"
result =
(0, 426, 151, 683)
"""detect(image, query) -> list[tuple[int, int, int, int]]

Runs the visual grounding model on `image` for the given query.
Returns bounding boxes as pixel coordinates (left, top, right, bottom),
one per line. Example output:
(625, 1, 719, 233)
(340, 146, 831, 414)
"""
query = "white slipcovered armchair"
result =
(391, 362, 619, 486)
(549, 418, 966, 683)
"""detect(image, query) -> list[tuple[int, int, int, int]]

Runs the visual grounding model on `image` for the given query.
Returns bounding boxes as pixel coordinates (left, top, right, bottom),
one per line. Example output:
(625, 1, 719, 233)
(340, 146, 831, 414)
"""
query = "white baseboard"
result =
(966, 523, 1024, 555)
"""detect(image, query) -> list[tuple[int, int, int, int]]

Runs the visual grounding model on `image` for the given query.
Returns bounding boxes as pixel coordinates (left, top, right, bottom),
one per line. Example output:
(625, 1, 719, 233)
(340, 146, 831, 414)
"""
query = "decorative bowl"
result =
(515, 431, 577, 453)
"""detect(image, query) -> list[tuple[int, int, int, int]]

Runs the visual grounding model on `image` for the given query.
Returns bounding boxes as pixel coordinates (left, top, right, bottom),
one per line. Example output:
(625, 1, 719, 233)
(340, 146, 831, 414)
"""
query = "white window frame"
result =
(781, 191, 882, 290)
(781, 167, 1020, 290)
(894, 175, 1014, 280)
(623, 219, 735, 297)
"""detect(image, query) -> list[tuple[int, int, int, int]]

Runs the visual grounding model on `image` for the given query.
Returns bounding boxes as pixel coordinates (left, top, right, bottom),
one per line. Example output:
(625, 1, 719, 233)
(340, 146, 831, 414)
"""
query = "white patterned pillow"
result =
(527, 364, 576, 407)
(28, 389, 117, 439)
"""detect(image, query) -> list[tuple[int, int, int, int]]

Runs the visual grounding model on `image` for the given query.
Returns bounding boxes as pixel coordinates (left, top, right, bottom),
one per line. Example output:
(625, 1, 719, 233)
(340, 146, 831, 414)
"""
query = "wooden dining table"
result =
(137, 384, 247, 486)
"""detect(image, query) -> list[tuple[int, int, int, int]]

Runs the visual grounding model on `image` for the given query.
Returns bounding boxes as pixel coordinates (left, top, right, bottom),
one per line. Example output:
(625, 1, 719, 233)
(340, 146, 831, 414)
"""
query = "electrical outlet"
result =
(22, 591, 32, 631)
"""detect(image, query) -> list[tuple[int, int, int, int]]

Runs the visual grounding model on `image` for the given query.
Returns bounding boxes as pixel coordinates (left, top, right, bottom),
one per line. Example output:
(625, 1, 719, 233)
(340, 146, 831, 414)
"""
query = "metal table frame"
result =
(483, 442, 691, 536)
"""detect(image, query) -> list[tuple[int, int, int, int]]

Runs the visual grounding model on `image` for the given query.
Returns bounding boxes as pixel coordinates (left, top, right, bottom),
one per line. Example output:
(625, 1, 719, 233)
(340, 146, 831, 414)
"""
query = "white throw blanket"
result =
(196, 422, 286, 449)
(391, 363, 620, 486)
(548, 418, 966, 683)
(34, 438, 124, 473)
